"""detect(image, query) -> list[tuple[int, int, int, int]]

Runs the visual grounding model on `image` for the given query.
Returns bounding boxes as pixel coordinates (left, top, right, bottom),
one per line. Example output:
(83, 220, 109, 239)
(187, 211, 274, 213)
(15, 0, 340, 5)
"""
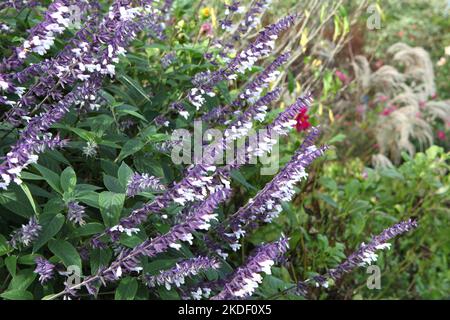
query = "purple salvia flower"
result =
(126, 172, 165, 197)
(9, 217, 42, 248)
(161, 52, 176, 68)
(184, 14, 296, 114)
(154, 115, 170, 127)
(1, 1, 164, 188)
(93, 94, 312, 243)
(0, 99, 69, 189)
(67, 201, 86, 226)
(76, 189, 231, 295)
(1, 0, 92, 73)
(297, 219, 418, 293)
(219, 1, 242, 32)
(236, 52, 290, 105)
(145, 256, 220, 290)
(238, 0, 272, 37)
(220, 127, 326, 248)
(5, 1, 163, 123)
(0, 0, 39, 11)
(211, 236, 289, 300)
(34, 257, 55, 284)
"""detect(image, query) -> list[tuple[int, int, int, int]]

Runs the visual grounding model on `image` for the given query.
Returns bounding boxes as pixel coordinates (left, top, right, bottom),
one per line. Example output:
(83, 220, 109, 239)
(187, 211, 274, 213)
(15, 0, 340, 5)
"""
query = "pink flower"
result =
(437, 131, 446, 141)
(335, 70, 349, 84)
(356, 104, 365, 115)
(381, 107, 395, 116)
(200, 22, 213, 37)
(378, 95, 388, 103)
(419, 101, 426, 109)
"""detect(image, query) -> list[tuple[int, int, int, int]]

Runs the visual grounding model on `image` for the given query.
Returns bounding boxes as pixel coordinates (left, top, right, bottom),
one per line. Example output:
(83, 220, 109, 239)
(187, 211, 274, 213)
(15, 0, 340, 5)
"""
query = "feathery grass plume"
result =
(350, 43, 450, 163)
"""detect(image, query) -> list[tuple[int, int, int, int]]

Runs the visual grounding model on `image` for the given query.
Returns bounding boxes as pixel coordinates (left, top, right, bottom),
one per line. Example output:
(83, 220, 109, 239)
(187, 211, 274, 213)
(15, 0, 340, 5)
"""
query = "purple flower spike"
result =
(211, 236, 289, 300)
(126, 173, 165, 197)
(34, 257, 55, 284)
(146, 256, 220, 290)
(297, 219, 418, 293)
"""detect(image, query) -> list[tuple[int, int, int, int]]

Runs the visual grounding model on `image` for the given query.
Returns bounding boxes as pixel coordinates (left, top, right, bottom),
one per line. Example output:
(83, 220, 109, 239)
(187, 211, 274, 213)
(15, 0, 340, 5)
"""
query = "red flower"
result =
(437, 131, 446, 141)
(294, 108, 311, 132)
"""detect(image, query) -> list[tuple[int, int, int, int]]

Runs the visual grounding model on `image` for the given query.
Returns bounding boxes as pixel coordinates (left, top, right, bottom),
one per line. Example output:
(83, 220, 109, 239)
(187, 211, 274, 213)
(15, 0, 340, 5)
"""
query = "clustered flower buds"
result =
(9, 217, 42, 248)
(34, 257, 55, 284)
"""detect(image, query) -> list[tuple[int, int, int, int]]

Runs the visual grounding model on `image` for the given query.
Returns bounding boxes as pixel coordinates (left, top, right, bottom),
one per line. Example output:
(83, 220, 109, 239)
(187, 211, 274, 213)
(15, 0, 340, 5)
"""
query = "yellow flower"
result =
(312, 59, 322, 67)
(200, 7, 211, 18)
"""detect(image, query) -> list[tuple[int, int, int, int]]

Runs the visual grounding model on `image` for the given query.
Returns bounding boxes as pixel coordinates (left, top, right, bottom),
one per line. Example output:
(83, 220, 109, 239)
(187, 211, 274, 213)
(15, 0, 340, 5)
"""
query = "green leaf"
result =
(98, 191, 125, 227)
(71, 222, 105, 237)
(116, 104, 148, 122)
(103, 174, 124, 193)
(8, 269, 36, 291)
(33, 213, 65, 252)
(115, 277, 138, 300)
(329, 133, 347, 144)
(90, 248, 112, 274)
(60, 166, 77, 193)
(0, 289, 33, 300)
(0, 235, 12, 256)
(5, 255, 17, 277)
(118, 74, 152, 104)
(118, 162, 134, 188)
(0, 183, 36, 218)
(116, 139, 145, 162)
(230, 170, 257, 191)
(32, 163, 62, 194)
(19, 183, 39, 215)
(48, 239, 82, 270)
